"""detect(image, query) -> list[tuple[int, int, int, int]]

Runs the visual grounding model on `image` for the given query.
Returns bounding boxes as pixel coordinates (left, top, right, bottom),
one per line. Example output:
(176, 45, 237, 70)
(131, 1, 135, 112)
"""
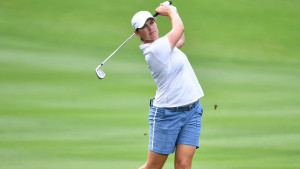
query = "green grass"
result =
(1, 0, 300, 168)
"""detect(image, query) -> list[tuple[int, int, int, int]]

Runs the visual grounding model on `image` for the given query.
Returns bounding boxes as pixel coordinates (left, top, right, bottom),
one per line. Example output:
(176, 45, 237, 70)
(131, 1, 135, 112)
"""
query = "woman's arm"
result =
(155, 4, 184, 50)
(176, 32, 185, 49)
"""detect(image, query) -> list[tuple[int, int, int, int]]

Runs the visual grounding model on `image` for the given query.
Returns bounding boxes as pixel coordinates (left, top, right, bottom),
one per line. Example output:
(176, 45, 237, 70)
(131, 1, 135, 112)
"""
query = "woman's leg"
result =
(174, 144, 196, 169)
(139, 150, 169, 169)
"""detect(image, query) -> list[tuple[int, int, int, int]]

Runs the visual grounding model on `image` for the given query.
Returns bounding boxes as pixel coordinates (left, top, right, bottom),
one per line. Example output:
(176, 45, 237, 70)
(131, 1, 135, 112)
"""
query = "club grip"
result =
(152, 1, 172, 17)
(153, 12, 159, 17)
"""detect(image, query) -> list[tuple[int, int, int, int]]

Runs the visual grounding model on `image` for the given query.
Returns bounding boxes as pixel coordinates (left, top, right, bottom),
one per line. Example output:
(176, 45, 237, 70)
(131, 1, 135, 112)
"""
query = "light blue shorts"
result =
(148, 100, 203, 154)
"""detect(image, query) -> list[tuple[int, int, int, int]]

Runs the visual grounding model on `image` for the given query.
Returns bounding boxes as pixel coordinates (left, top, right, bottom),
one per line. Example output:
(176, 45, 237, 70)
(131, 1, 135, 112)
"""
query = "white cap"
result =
(131, 11, 155, 30)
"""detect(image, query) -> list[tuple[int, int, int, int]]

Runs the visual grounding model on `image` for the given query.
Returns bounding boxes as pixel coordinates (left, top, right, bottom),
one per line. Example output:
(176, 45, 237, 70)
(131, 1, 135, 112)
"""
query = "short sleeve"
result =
(149, 36, 171, 64)
(145, 37, 172, 72)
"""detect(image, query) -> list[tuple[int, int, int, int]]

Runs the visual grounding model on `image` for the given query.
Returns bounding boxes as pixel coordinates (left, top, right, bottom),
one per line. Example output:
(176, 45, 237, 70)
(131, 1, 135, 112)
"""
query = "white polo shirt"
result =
(140, 36, 204, 107)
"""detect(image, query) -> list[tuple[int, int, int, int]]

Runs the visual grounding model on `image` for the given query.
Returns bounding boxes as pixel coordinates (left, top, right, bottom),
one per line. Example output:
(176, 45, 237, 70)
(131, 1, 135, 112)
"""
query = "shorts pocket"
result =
(148, 107, 165, 125)
(196, 103, 203, 116)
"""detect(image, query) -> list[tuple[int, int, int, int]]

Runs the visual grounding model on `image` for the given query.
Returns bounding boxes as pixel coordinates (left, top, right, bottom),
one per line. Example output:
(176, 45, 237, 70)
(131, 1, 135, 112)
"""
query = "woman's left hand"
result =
(155, 4, 175, 16)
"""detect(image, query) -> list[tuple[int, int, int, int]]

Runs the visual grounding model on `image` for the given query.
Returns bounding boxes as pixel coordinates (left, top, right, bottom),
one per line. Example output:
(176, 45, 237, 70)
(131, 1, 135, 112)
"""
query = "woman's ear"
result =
(134, 30, 140, 37)
(134, 29, 144, 41)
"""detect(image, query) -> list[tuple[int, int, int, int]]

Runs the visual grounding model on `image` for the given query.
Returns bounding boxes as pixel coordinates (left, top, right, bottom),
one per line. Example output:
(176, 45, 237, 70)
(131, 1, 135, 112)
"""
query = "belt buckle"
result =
(150, 98, 155, 107)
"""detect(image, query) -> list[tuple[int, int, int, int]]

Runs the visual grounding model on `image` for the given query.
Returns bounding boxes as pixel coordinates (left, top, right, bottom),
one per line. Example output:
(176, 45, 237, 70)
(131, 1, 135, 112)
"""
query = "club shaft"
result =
(100, 33, 135, 66)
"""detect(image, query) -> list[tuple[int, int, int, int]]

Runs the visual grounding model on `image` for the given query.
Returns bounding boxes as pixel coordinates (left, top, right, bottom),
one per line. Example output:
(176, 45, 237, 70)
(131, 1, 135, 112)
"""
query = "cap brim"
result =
(136, 17, 156, 29)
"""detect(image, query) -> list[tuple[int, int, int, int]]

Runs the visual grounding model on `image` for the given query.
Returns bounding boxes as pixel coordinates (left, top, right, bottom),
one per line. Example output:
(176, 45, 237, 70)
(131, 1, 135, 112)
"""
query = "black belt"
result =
(150, 98, 197, 112)
(168, 101, 197, 112)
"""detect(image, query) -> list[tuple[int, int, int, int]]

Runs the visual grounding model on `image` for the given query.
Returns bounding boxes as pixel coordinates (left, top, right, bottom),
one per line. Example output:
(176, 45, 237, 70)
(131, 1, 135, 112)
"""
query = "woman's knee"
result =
(175, 159, 192, 169)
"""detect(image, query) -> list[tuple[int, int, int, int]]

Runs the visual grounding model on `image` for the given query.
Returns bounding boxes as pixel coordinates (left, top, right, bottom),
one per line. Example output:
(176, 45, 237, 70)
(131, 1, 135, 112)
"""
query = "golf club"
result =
(95, 1, 172, 79)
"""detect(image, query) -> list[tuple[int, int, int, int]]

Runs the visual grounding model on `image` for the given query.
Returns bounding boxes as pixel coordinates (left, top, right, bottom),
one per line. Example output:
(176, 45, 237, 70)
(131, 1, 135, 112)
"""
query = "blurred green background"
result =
(1, 0, 299, 168)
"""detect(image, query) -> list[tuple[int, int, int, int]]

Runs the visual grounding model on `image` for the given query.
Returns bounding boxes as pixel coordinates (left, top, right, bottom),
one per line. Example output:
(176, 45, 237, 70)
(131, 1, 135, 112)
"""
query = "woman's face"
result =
(135, 18, 159, 43)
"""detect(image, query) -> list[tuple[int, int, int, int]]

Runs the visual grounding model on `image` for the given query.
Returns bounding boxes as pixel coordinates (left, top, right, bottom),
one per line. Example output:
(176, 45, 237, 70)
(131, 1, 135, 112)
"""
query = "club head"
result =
(95, 68, 105, 79)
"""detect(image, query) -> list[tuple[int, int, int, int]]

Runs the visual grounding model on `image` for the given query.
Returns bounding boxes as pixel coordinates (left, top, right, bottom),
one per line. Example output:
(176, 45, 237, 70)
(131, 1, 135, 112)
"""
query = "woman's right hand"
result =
(155, 4, 176, 16)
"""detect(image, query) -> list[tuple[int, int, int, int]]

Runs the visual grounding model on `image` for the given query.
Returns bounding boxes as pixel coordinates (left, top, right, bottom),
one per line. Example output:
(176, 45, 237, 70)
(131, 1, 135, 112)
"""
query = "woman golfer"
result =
(132, 3, 204, 169)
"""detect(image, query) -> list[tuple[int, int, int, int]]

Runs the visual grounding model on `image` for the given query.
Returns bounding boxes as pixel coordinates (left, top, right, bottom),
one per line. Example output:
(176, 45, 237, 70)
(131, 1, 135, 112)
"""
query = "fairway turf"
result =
(1, 0, 300, 169)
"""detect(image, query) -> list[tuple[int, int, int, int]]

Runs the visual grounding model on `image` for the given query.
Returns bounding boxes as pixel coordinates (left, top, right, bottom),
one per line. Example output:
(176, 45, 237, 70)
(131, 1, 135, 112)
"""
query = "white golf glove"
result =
(162, 1, 178, 13)
(170, 5, 177, 13)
